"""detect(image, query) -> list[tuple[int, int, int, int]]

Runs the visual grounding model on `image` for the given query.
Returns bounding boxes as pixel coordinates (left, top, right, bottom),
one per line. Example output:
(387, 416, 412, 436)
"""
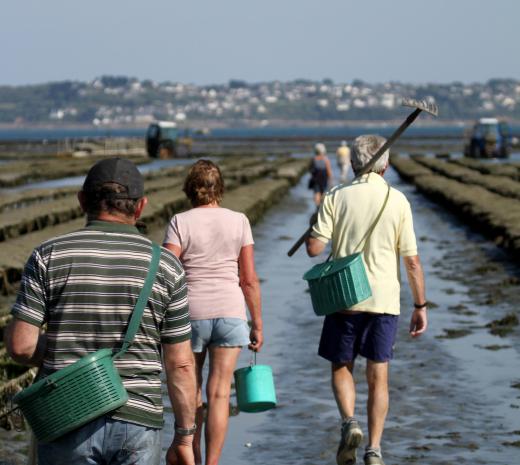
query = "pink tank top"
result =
(164, 207, 254, 320)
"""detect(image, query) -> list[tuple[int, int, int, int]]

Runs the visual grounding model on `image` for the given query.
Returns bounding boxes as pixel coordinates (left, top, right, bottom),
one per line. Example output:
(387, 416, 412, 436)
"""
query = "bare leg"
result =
(341, 164, 349, 182)
(331, 362, 356, 420)
(313, 191, 322, 206)
(205, 346, 241, 465)
(193, 351, 207, 465)
(366, 360, 389, 449)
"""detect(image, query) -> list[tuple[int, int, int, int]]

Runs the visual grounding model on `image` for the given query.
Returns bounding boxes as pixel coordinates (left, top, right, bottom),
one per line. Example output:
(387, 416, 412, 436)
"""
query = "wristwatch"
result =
(174, 423, 197, 436)
(414, 302, 428, 309)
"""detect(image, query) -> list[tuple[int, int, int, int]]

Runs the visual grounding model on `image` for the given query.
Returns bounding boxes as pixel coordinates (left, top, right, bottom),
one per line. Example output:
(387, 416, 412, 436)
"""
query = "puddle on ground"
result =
(4, 158, 195, 192)
(2, 163, 519, 465)
(166, 167, 520, 465)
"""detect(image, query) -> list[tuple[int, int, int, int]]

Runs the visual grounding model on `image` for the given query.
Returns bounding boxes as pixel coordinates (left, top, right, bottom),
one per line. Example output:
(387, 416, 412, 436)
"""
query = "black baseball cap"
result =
(82, 158, 144, 199)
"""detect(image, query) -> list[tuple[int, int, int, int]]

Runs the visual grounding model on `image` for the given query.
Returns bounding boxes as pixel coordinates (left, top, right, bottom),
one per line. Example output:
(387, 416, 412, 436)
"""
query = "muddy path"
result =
(1, 160, 519, 464)
(181, 167, 520, 465)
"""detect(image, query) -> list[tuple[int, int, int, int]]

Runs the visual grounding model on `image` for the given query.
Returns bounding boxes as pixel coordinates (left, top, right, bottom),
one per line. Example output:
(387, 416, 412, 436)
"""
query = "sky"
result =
(1, 0, 518, 86)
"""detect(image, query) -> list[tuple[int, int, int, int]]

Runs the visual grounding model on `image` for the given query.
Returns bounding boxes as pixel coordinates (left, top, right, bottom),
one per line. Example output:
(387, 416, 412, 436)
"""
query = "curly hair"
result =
(183, 160, 224, 207)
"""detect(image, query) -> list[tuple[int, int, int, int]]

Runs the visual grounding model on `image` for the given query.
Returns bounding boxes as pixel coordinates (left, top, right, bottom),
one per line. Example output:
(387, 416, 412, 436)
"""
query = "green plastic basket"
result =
(303, 252, 372, 316)
(14, 349, 128, 443)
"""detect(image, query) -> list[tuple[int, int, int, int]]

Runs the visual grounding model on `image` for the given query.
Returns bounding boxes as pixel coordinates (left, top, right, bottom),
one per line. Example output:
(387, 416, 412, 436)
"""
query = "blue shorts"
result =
(318, 312, 399, 363)
(191, 318, 250, 353)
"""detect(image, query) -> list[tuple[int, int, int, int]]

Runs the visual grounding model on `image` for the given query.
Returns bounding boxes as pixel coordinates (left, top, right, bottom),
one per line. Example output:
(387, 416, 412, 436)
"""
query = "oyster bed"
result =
(391, 156, 520, 259)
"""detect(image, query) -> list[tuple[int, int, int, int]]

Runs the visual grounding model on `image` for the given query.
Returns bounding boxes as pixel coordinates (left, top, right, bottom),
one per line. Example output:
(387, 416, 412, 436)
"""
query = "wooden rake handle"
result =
(287, 107, 424, 257)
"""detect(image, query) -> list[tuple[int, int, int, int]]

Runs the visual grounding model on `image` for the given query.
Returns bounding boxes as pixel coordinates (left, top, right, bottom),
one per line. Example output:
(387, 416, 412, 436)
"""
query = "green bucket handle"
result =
(235, 352, 277, 413)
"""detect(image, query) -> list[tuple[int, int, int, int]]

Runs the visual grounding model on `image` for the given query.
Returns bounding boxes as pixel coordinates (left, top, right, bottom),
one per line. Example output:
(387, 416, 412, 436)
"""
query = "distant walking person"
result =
(309, 142, 333, 206)
(5, 158, 197, 465)
(336, 140, 351, 182)
(164, 160, 263, 465)
(305, 135, 428, 465)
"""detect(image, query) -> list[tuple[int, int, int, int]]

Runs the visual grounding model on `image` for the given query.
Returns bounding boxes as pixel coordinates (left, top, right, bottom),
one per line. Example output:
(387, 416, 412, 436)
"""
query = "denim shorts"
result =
(191, 318, 250, 352)
(318, 312, 399, 363)
(38, 416, 161, 465)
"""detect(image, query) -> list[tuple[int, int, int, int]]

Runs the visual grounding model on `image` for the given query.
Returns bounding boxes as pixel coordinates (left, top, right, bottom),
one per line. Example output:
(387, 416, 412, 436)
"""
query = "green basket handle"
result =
(353, 183, 391, 254)
(318, 262, 334, 280)
(319, 183, 390, 266)
(43, 378, 58, 394)
(113, 243, 162, 360)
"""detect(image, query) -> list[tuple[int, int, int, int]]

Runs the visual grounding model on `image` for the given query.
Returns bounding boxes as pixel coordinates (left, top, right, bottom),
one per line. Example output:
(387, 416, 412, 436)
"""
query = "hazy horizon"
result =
(2, 76, 519, 88)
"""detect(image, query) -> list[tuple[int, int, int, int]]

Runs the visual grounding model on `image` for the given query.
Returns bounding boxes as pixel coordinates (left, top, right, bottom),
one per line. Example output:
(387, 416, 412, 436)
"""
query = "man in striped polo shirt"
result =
(5, 158, 197, 465)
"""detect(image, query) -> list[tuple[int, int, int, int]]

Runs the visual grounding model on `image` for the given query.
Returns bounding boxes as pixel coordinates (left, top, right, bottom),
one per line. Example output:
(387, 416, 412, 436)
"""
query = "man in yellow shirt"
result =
(306, 135, 427, 465)
(336, 140, 351, 182)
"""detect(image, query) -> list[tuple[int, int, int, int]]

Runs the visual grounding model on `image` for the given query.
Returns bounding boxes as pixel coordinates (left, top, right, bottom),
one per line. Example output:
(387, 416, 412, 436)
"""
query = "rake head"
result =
(402, 97, 438, 117)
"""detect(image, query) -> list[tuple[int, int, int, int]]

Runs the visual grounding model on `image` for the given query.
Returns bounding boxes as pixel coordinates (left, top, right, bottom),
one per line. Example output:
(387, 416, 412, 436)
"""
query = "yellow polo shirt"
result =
(311, 173, 418, 315)
(336, 146, 351, 163)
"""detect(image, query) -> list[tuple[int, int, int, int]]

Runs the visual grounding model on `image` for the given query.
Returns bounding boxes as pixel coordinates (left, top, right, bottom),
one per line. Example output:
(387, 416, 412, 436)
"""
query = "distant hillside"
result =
(1, 76, 519, 125)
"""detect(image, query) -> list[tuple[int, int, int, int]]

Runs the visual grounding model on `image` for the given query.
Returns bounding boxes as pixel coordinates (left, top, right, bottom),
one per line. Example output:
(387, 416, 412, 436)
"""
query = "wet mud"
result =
(1, 153, 519, 464)
(185, 167, 520, 465)
(0, 153, 309, 464)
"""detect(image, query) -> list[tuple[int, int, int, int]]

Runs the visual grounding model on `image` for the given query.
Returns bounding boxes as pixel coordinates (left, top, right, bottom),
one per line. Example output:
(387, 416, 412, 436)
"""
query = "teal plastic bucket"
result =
(234, 365, 277, 413)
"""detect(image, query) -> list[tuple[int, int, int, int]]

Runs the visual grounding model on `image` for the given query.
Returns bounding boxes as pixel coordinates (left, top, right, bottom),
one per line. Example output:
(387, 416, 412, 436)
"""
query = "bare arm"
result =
(325, 157, 333, 182)
(403, 255, 428, 337)
(164, 243, 182, 258)
(306, 192, 332, 256)
(4, 318, 46, 366)
(239, 245, 263, 352)
(163, 340, 197, 465)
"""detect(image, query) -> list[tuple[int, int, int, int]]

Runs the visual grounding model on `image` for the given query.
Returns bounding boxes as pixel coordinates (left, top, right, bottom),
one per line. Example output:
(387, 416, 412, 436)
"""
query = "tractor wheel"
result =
(498, 146, 510, 159)
(469, 145, 480, 158)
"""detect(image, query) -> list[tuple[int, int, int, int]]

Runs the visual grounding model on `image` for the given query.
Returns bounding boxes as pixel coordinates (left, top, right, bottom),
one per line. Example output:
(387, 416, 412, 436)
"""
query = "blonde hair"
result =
(314, 143, 327, 155)
(183, 159, 224, 206)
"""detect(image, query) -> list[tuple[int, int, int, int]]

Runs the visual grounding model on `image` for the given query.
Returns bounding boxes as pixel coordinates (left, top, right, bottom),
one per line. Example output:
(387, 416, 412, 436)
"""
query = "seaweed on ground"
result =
(483, 313, 518, 337)
(435, 328, 473, 339)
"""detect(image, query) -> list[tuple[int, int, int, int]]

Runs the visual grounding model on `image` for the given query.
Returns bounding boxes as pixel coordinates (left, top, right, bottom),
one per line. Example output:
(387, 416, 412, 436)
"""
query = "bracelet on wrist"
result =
(414, 302, 427, 309)
(174, 423, 197, 436)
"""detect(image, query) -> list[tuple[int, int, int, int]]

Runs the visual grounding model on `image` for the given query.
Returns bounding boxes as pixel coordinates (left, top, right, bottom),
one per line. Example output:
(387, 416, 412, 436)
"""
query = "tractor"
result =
(464, 118, 511, 158)
(146, 121, 192, 158)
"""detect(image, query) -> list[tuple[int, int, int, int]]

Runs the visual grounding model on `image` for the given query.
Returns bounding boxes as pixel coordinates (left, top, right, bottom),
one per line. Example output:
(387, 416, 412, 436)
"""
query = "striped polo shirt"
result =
(11, 220, 191, 429)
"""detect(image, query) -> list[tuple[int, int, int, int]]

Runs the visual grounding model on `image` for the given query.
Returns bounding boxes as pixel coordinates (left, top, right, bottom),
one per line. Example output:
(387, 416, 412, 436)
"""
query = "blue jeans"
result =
(38, 416, 161, 465)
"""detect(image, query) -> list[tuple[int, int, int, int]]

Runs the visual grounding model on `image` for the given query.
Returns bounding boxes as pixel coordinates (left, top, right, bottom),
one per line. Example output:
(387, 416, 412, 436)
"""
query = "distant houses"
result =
(1, 77, 519, 125)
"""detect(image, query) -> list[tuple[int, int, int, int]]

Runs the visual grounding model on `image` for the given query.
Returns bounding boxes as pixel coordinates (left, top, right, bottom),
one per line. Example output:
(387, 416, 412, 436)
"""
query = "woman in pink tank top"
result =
(163, 160, 263, 465)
